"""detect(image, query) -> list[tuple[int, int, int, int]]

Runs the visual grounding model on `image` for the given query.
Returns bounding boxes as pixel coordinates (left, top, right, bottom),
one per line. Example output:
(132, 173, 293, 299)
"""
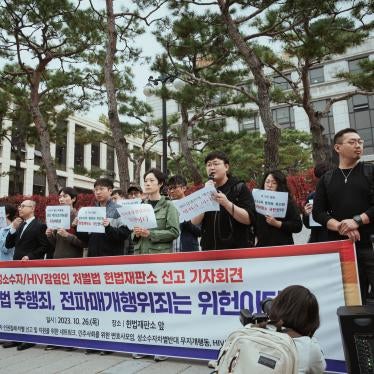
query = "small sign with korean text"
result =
(173, 186, 219, 223)
(77, 207, 106, 233)
(116, 198, 142, 207)
(46, 205, 71, 229)
(117, 204, 157, 229)
(252, 188, 288, 218)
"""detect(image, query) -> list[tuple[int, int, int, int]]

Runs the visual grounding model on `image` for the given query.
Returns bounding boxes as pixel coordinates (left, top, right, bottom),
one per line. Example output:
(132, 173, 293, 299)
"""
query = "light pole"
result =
(143, 74, 177, 175)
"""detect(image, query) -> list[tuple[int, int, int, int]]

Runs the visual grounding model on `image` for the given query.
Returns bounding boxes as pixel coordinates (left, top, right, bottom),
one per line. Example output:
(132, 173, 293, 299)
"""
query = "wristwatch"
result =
(353, 215, 363, 227)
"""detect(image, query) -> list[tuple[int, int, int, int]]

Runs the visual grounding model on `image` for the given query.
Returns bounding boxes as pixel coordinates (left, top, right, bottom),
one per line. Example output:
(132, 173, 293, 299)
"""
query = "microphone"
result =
(208, 173, 215, 181)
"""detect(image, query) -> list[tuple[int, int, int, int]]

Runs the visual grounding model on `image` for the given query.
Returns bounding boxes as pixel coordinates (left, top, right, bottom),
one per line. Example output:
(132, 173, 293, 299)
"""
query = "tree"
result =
(258, 0, 374, 165)
(0, 0, 102, 194)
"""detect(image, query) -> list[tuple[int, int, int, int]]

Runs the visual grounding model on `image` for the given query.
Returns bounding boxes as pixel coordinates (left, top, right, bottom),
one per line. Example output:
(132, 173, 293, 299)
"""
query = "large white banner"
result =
(0, 241, 358, 373)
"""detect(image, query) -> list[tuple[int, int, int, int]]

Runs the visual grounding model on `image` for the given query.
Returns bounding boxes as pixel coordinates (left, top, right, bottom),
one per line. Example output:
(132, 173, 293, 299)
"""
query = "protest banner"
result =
(0, 206, 6, 229)
(77, 207, 106, 233)
(0, 241, 358, 373)
(252, 188, 288, 218)
(116, 198, 142, 207)
(46, 206, 71, 229)
(117, 204, 157, 229)
(173, 185, 219, 223)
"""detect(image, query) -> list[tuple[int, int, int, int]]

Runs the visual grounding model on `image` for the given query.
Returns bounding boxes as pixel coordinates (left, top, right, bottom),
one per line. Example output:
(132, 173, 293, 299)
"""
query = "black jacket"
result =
(6, 218, 49, 260)
(201, 176, 255, 251)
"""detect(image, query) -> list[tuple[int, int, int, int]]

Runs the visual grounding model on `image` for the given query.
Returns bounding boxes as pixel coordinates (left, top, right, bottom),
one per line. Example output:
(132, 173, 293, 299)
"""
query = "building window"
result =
(8, 166, 24, 195)
(348, 56, 368, 73)
(33, 171, 46, 196)
(107, 144, 115, 174)
(238, 115, 259, 132)
(313, 100, 335, 144)
(55, 122, 67, 171)
(309, 67, 324, 84)
(91, 141, 100, 169)
(74, 125, 85, 169)
(272, 74, 291, 90)
(348, 95, 374, 154)
(272, 106, 295, 129)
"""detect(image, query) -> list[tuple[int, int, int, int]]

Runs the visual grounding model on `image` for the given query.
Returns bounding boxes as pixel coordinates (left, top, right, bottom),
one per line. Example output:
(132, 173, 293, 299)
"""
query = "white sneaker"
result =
(132, 353, 148, 359)
(154, 355, 168, 362)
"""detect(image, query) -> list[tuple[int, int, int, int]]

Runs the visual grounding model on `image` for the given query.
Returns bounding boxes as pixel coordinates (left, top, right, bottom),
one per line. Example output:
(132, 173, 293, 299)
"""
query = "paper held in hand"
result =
(0, 206, 7, 229)
(46, 205, 71, 229)
(309, 199, 321, 227)
(116, 198, 142, 206)
(117, 204, 157, 230)
(172, 185, 219, 223)
(77, 207, 106, 233)
(252, 188, 288, 218)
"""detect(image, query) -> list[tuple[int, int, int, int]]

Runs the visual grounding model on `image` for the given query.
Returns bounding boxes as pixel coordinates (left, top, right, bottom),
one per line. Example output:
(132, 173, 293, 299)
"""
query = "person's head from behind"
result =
(58, 187, 78, 207)
(262, 170, 289, 192)
(93, 178, 114, 204)
(204, 151, 230, 183)
(3, 204, 17, 223)
(18, 200, 36, 220)
(333, 128, 363, 161)
(168, 175, 187, 200)
(314, 163, 330, 179)
(143, 168, 166, 196)
(111, 189, 125, 203)
(269, 285, 320, 337)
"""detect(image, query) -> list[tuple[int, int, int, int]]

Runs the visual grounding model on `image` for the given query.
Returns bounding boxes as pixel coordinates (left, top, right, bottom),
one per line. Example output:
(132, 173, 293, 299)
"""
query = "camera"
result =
(240, 297, 273, 326)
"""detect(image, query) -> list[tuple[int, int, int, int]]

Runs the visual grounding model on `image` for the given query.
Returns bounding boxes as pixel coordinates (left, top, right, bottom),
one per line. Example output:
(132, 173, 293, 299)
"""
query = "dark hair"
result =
(94, 178, 114, 189)
(127, 184, 143, 193)
(111, 189, 124, 197)
(3, 204, 17, 221)
(314, 163, 330, 179)
(168, 175, 187, 187)
(269, 285, 320, 337)
(144, 168, 166, 187)
(261, 170, 289, 192)
(58, 187, 78, 206)
(333, 128, 358, 145)
(204, 151, 230, 165)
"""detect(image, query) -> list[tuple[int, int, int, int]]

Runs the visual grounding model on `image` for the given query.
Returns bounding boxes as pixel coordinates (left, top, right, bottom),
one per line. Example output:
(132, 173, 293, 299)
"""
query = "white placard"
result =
(45, 205, 71, 229)
(252, 188, 288, 218)
(0, 206, 7, 229)
(173, 186, 219, 223)
(116, 198, 142, 207)
(309, 199, 322, 227)
(117, 203, 157, 229)
(77, 207, 106, 233)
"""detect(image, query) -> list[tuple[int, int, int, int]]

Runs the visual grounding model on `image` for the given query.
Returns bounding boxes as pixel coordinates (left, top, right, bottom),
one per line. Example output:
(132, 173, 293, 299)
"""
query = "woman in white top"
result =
(268, 285, 326, 374)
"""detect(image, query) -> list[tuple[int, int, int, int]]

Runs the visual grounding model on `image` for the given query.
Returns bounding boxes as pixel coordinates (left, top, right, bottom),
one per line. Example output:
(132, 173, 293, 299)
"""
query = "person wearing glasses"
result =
(3, 199, 49, 351)
(192, 151, 255, 251)
(168, 175, 201, 252)
(313, 128, 374, 303)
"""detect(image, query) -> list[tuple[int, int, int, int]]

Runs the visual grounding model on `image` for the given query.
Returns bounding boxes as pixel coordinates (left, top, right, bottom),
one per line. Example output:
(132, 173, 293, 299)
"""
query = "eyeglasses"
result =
(206, 162, 225, 168)
(18, 204, 33, 209)
(341, 139, 364, 146)
(168, 185, 184, 191)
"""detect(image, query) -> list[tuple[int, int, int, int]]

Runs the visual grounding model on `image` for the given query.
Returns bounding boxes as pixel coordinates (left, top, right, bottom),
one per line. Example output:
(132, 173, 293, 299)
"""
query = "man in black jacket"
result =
(192, 151, 255, 250)
(3, 199, 49, 351)
(313, 128, 374, 303)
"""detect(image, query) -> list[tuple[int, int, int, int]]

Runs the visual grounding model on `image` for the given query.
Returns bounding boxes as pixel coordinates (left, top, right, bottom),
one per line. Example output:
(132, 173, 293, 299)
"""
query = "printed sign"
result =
(117, 204, 157, 229)
(116, 198, 142, 207)
(76, 207, 106, 233)
(309, 199, 322, 227)
(46, 206, 71, 229)
(0, 206, 7, 229)
(173, 186, 219, 223)
(252, 188, 288, 218)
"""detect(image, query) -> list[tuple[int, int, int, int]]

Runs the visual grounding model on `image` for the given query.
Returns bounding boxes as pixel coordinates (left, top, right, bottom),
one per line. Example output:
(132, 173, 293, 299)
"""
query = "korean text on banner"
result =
(77, 207, 106, 233)
(252, 188, 288, 218)
(173, 185, 219, 223)
(46, 205, 71, 230)
(117, 204, 157, 229)
(0, 206, 6, 229)
(116, 198, 142, 207)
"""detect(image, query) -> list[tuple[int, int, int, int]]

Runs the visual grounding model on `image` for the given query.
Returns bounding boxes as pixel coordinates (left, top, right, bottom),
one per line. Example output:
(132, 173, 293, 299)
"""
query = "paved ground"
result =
(0, 345, 211, 374)
(1, 225, 312, 373)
